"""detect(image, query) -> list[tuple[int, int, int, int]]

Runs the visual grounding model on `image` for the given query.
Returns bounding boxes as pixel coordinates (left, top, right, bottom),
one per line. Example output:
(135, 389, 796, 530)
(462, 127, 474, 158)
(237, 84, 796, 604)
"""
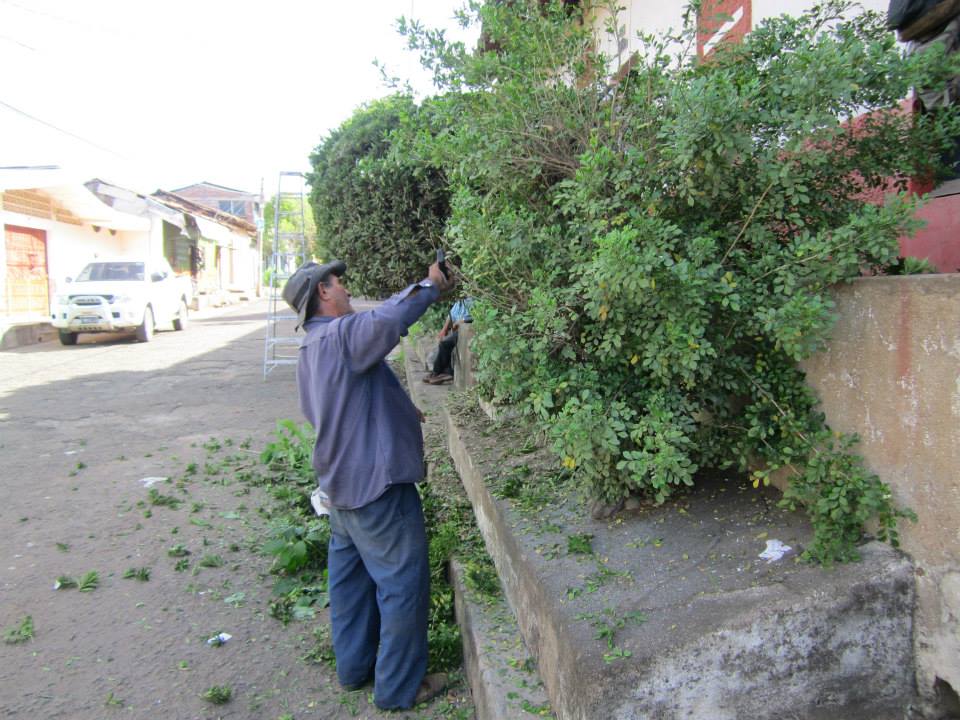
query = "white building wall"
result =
(148, 216, 166, 267)
(752, 0, 887, 21)
(2, 209, 150, 316)
(592, 0, 890, 65)
(590, 3, 685, 69)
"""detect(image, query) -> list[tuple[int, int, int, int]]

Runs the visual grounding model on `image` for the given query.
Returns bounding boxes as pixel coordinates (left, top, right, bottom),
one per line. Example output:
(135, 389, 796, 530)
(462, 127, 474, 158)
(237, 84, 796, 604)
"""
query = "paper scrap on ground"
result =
(139, 477, 167, 488)
(759, 539, 792, 563)
(207, 632, 232, 646)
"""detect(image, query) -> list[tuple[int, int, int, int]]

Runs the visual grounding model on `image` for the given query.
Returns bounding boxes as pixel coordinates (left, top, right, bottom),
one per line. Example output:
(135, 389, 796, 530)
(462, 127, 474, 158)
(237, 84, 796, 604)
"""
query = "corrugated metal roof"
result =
(0, 169, 256, 237)
(0, 169, 150, 230)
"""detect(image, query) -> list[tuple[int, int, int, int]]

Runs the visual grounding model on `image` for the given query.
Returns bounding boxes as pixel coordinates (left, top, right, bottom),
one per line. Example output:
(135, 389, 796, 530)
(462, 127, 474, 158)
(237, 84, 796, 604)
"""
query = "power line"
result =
(0, 0, 124, 40)
(0, 34, 35, 51)
(0, 98, 131, 160)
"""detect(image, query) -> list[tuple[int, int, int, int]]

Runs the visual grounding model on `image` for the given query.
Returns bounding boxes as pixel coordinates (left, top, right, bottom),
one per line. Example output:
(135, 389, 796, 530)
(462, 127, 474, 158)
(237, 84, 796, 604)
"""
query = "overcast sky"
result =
(0, 0, 476, 196)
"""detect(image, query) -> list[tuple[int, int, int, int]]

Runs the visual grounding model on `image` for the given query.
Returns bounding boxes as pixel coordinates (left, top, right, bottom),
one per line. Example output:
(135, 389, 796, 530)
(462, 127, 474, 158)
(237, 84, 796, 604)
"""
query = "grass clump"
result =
(167, 544, 190, 558)
(122, 567, 151, 581)
(3, 615, 34, 644)
(202, 685, 232, 704)
(77, 571, 99, 592)
(148, 488, 182, 509)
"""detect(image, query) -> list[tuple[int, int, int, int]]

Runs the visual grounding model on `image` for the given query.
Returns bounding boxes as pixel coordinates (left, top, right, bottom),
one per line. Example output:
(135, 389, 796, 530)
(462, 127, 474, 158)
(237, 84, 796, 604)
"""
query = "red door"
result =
(4, 225, 49, 316)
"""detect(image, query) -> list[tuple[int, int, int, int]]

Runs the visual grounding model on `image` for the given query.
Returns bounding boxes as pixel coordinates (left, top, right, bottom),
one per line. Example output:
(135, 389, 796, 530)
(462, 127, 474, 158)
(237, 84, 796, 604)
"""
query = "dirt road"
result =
(0, 300, 470, 719)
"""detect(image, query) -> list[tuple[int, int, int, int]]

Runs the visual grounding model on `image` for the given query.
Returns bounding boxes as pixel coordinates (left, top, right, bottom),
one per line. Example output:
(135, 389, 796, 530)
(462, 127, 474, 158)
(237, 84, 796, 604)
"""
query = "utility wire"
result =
(0, 34, 35, 51)
(0, 98, 131, 160)
(0, 0, 124, 39)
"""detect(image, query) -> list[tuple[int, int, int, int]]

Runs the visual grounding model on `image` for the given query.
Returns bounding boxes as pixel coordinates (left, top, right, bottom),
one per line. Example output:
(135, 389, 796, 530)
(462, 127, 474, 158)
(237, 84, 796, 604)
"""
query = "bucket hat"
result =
(281, 260, 347, 329)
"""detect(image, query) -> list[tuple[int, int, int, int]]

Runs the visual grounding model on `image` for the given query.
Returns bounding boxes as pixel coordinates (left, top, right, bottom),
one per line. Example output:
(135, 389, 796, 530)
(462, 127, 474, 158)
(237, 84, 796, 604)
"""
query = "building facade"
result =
(170, 181, 261, 227)
(0, 169, 260, 344)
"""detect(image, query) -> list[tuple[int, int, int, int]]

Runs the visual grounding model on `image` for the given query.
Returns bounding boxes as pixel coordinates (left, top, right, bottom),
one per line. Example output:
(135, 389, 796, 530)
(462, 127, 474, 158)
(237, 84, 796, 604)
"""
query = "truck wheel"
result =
(58, 330, 78, 346)
(173, 299, 188, 331)
(136, 306, 154, 343)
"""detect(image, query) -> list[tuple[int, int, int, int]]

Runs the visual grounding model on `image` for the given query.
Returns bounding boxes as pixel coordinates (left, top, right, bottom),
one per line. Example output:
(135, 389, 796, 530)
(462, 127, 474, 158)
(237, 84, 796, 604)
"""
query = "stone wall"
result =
(454, 274, 960, 713)
(802, 274, 960, 712)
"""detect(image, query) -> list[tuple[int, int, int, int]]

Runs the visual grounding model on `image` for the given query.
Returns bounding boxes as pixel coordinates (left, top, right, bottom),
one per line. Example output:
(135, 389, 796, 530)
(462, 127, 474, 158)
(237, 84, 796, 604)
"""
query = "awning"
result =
(196, 216, 242, 246)
(2, 179, 151, 231)
(84, 179, 185, 228)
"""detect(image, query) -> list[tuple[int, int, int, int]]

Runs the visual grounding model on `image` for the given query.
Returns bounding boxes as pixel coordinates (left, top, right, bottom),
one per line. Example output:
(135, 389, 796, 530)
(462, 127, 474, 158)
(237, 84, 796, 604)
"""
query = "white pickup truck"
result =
(51, 258, 192, 345)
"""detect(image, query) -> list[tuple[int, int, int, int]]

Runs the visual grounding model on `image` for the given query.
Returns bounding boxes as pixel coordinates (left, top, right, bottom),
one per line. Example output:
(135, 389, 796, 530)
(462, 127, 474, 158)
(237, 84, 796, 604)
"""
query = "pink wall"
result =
(901, 194, 960, 272)
(705, 3, 960, 273)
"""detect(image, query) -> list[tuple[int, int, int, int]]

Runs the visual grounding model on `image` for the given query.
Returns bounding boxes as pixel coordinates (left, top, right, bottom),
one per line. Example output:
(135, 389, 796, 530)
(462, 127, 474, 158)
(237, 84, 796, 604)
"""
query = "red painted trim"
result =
(698, 0, 752, 58)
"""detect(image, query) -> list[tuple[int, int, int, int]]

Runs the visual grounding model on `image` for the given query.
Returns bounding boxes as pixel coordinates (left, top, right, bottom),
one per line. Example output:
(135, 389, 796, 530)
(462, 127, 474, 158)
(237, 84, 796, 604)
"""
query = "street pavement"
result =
(0, 297, 471, 719)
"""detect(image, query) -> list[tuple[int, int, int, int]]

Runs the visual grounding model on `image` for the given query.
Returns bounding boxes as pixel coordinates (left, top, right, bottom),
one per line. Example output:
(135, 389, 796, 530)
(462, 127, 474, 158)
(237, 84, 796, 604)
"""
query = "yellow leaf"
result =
(598, 305, 608, 321)
(630, 354, 639, 365)
(563, 456, 577, 469)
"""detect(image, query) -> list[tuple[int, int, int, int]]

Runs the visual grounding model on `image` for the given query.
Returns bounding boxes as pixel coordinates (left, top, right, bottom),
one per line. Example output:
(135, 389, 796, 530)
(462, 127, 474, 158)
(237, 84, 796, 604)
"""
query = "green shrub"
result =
(307, 95, 450, 297)
(263, 520, 330, 574)
(260, 420, 315, 487)
(258, 419, 471, 672)
(400, 0, 954, 561)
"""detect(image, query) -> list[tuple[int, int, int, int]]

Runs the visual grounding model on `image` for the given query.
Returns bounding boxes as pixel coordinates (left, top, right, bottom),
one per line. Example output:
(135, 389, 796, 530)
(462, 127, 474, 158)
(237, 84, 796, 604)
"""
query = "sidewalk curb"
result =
(403, 338, 552, 720)
(1, 297, 265, 351)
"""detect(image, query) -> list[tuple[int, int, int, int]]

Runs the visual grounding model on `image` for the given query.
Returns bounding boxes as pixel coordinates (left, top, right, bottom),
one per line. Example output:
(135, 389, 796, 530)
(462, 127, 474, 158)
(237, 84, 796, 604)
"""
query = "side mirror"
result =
(65, 277, 73, 283)
(151, 272, 165, 282)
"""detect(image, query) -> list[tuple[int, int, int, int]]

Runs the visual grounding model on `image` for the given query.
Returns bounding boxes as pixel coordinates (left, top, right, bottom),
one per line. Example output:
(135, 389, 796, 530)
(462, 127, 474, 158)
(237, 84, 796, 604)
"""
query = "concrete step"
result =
(403, 339, 555, 720)
(0, 320, 55, 349)
(442, 401, 918, 720)
(451, 559, 552, 719)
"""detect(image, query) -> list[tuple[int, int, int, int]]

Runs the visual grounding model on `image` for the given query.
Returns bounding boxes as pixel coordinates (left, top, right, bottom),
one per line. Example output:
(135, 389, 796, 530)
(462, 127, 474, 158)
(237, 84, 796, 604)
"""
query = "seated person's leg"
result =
(433, 331, 459, 376)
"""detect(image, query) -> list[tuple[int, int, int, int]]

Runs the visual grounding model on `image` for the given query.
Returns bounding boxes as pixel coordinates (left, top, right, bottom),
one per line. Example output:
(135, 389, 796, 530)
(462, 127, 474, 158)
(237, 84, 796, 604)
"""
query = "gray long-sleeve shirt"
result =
(296, 281, 440, 510)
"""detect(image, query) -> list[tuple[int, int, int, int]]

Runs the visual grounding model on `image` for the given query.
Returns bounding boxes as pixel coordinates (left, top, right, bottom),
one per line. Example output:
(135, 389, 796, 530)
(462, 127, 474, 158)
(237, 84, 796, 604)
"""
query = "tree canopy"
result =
(396, 0, 960, 561)
(307, 94, 450, 297)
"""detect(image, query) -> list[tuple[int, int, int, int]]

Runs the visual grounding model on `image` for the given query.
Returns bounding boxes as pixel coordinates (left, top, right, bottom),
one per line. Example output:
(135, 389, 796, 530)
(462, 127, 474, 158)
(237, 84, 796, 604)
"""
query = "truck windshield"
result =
(76, 262, 145, 282)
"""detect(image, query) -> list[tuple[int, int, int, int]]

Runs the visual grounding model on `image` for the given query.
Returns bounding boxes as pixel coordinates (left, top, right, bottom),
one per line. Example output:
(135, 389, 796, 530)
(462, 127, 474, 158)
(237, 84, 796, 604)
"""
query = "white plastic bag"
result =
(310, 487, 331, 516)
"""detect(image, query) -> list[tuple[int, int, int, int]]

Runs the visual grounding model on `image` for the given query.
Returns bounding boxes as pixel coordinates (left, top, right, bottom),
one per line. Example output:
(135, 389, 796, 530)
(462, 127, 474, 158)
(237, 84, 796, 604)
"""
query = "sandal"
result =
(425, 373, 453, 385)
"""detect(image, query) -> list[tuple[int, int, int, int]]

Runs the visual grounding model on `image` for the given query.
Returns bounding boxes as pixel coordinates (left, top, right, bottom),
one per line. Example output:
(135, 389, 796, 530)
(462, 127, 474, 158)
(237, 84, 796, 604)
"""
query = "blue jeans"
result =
(327, 483, 430, 710)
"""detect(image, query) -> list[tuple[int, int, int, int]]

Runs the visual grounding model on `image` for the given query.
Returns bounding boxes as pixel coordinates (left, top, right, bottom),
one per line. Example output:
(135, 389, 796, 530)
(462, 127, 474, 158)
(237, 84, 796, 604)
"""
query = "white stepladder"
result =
(263, 171, 309, 378)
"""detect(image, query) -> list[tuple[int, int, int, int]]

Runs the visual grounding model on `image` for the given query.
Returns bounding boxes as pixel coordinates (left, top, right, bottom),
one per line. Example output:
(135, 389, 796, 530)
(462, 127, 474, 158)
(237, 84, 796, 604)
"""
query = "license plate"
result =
(79, 316, 101, 324)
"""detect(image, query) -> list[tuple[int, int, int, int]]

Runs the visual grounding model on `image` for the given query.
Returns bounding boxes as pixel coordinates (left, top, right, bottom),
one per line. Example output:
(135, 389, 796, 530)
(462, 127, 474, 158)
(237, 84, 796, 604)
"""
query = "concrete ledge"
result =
(403, 339, 554, 719)
(453, 323, 476, 391)
(451, 560, 551, 720)
(410, 333, 434, 373)
(0, 321, 55, 350)
(445, 407, 918, 720)
(802, 274, 960, 709)
(194, 289, 251, 311)
(411, 321, 477, 389)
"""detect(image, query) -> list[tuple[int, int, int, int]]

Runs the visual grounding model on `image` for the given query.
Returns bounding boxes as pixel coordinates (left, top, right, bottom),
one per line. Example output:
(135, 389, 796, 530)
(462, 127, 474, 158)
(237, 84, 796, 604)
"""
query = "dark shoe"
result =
(425, 373, 453, 385)
(414, 672, 448, 705)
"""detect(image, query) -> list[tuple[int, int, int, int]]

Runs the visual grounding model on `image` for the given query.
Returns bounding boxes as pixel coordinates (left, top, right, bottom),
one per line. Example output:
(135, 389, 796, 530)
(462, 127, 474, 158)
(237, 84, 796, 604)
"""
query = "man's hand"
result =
(428, 261, 455, 293)
(415, 406, 426, 423)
